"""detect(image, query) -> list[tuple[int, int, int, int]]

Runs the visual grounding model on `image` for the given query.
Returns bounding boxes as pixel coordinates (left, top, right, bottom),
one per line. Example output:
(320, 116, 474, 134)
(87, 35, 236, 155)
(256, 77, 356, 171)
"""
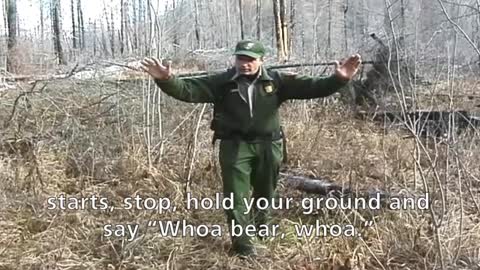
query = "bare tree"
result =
(436, 0, 480, 57)
(138, 0, 146, 54)
(51, 0, 66, 64)
(238, 0, 244, 40)
(343, 0, 348, 52)
(145, 0, 152, 55)
(39, 0, 44, 45)
(273, 0, 286, 61)
(193, 0, 201, 49)
(110, 6, 116, 58)
(77, 0, 85, 49)
(289, 0, 295, 55)
(120, 0, 125, 54)
(256, 0, 261, 40)
(400, 0, 406, 46)
(324, 0, 345, 58)
(6, 0, 17, 72)
(224, 0, 231, 47)
(477, 1, 480, 52)
(93, 19, 98, 56)
(100, 18, 108, 57)
(280, 0, 289, 59)
(133, 0, 138, 50)
(172, 0, 179, 55)
(204, 0, 216, 48)
(71, 0, 77, 49)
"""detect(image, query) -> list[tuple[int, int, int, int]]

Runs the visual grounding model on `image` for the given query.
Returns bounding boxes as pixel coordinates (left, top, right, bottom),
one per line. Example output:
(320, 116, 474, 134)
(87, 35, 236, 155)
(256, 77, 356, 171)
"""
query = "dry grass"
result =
(0, 77, 479, 270)
(415, 78, 480, 111)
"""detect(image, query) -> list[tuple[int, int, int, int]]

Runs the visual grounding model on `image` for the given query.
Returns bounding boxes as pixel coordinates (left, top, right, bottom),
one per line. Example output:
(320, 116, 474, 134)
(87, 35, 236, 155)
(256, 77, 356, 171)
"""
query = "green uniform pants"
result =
(219, 138, 284, 254)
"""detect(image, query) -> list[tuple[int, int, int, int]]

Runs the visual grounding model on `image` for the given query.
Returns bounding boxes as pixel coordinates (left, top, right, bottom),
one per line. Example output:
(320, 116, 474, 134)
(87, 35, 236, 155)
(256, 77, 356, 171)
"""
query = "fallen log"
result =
(356, 110, 480, 138)
(279, 172, 391, 200)
(168, 60, 378, 79)
(278, 172, 435, 214)
(1, 60, 381, 82)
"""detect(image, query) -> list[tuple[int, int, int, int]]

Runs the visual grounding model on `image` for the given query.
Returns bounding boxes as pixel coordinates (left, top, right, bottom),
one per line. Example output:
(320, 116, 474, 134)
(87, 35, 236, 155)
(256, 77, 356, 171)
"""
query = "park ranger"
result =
(140, 40, 361, 258)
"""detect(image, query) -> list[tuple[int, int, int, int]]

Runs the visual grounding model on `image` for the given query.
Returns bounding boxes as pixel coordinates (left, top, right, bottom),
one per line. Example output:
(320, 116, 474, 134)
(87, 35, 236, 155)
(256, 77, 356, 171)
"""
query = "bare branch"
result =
(441, 0, 480, 13)
(437, 0, 480, 57)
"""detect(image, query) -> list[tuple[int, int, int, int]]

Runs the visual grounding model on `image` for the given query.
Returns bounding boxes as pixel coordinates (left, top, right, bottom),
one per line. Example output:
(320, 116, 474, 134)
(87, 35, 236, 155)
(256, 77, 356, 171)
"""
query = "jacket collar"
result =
(228, 65, 273, 82)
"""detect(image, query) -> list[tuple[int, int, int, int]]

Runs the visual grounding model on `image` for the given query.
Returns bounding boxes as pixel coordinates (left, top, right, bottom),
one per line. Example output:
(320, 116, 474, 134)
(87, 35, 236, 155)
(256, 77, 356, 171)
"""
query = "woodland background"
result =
(1, 0, 480, 269)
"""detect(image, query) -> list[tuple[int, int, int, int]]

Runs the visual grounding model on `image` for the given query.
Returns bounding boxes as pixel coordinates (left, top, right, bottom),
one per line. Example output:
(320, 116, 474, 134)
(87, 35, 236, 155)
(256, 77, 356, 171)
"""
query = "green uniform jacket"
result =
(154, 66, 349, 140)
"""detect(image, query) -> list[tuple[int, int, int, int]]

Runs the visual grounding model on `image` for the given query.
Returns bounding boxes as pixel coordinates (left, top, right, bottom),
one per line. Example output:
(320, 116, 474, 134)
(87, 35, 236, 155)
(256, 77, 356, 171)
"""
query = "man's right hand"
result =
(139, 57, 173, 80)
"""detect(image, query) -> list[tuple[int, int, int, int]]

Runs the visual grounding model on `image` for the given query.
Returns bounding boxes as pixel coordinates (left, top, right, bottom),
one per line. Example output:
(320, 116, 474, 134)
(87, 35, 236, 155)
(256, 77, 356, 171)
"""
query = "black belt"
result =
(212, 130, 283, 143)
(212, 128, 288, 164)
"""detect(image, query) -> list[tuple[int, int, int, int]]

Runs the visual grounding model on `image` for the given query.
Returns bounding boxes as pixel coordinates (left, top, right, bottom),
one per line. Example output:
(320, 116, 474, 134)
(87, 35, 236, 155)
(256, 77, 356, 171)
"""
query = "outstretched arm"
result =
(278, 54, 362, 101)
(140, 57, 216, 103)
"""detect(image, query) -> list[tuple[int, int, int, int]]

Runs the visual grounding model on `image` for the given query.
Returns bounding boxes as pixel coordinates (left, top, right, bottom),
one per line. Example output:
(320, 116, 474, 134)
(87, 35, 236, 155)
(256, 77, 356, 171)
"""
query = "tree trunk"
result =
(476, 1, 480, 58)
(77, 0, 84, 49)
(205, 0, 216, 48)
(71, 0, 77, 49)
(139, 0, 144, 54)
(238, 0, 244, 40)
(289, 0, 295, 57)
(344, 0, 348, 53)
(101, 19, 108, 57)
(145, 0, 151, 55)
(279, 0, 289, 60)
(154, 0, 161, 56)
(313, 0, 319, 58)
(327, 0, 332, 58)
(477, 8, 480, 62)
(110, 7, 115, 58)
(103, 7, 111, 57)
(40, 0, 44, 44)
(362, 0, 369, 45)
(256, 0, 261, 40)
(225, 0, 231, 47)
(16, 11, 19, 37)
(273, 0, 285, 61)
(327, 0, 344, 58)
(301, 20, 305, 58)
(172, 0, 178, 55)
(51, 0, 66, 64)
(7, 0, 17, 72)
(124, 0, 133, 53)
(351, 0, 356, 48)
(400, 0, 406, 48)
(120, 0, 125, 54)
(193, 0, 201, 48)
(133, 0, 138, 50)
(93, 19, 97, 56)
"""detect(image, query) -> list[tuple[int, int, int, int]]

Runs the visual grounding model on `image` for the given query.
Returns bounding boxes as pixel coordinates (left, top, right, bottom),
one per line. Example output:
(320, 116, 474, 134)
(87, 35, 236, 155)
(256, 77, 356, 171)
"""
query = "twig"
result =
(78, 92, 118, 109)
(185, 103, 207, 196)
(4, 83, 48, 129)
(102, 60, 140, 71)
(441, 0, 480, 14)
(436, 0, 480, 58)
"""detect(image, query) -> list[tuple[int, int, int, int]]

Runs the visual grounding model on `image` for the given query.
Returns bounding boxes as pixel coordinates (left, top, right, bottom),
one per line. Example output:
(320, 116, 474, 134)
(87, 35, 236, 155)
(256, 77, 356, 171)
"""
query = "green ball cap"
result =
(233, 40, 265, 59)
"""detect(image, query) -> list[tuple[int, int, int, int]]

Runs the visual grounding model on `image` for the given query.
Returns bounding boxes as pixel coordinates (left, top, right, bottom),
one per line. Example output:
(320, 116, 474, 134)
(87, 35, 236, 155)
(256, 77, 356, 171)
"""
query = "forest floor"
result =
(0, 76, 480, 270)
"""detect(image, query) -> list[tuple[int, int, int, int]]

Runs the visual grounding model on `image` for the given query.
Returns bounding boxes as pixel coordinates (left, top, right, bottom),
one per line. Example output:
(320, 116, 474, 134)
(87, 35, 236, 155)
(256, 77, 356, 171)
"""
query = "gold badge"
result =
(264, 84, 273, 93)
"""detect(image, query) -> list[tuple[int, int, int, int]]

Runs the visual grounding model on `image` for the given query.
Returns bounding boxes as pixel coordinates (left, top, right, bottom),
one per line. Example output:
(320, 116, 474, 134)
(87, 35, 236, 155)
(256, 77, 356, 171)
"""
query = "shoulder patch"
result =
(262, 81, 277, 94)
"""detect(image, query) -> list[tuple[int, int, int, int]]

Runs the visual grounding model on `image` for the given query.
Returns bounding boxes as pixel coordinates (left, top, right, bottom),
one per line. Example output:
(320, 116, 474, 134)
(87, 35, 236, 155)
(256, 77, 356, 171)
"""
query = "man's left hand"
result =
(334, 54, 362, 81)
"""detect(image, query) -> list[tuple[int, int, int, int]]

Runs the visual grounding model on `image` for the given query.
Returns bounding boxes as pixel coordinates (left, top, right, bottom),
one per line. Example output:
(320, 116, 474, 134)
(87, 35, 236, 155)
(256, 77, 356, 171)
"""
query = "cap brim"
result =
(233, 50, 262, 59)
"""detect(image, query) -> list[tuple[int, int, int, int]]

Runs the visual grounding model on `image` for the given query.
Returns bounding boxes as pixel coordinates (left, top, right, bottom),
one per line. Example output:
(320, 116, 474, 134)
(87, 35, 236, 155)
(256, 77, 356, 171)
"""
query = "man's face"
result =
(234, 55, 263, 75)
